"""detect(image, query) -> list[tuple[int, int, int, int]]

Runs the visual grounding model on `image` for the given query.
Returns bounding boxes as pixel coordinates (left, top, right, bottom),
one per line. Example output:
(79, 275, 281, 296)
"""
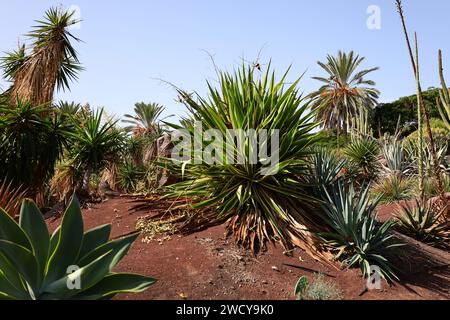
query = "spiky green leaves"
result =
(0, 196, 155, 300)
(319, 183, 400, 282)
(163, 64, 324, 253)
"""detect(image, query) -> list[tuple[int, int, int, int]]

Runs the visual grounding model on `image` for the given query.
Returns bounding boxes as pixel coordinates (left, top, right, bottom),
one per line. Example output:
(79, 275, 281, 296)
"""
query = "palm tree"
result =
(8, 7, 82, 107)
(309, 51, 379, 145)
(123, 102, 168, 163)
(123, 102, 165, 136)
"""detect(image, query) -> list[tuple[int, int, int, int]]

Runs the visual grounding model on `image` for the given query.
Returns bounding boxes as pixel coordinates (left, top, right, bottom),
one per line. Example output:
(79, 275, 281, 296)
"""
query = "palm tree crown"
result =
(123, 102, 165, 137)
(309, 51, 379, 143)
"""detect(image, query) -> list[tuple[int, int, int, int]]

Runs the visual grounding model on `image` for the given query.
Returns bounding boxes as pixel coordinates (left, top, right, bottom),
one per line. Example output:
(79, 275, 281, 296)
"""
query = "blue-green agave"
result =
(0, 196, 155, 299)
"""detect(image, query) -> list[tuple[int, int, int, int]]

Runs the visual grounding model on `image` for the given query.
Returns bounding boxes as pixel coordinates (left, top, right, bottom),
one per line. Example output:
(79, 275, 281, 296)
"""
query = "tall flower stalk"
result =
(396, 0, 446, 208)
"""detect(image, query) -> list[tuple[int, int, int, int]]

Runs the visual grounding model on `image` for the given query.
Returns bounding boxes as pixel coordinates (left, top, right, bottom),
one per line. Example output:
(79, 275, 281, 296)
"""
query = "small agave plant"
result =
(0, 196, 155, 299)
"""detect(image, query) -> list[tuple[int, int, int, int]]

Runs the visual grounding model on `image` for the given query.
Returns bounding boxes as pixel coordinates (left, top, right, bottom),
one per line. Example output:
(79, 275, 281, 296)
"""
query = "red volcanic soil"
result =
(46, 197, 450, 300)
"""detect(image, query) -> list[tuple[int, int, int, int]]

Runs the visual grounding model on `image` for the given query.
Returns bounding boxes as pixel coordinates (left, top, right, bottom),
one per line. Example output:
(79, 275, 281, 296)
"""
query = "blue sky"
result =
(1, 0, 450, 120)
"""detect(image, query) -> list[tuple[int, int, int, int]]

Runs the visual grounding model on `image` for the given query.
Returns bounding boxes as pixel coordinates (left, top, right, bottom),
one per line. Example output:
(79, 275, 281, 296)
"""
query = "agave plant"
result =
(309, 148, 346, 190)
(0, 196, 155, 299)
(343, 138, 380, 181)
(381, 140, 410, 177)
(163, 64, 327, 257)
(396, 200, 449, 248)
(319, 183, 400, 281)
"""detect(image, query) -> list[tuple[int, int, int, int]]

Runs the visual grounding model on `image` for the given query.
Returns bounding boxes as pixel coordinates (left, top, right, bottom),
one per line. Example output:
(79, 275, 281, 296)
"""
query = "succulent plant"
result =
(0, 196, 155, 300)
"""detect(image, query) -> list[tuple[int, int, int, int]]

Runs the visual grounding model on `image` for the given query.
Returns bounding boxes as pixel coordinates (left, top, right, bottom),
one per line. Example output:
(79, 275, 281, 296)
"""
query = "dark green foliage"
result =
(0, 101, 70, 201)
(372, 88, 441, 137)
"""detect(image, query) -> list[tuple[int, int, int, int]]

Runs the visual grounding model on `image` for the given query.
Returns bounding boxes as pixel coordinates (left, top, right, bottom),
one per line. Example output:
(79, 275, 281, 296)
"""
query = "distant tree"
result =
(309, 51, 379, 145)
(372, 88, 441, 137)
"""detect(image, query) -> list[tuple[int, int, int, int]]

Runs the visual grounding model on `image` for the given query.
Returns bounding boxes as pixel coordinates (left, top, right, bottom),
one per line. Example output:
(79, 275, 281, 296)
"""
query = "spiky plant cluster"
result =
(163, 64, 328, 257)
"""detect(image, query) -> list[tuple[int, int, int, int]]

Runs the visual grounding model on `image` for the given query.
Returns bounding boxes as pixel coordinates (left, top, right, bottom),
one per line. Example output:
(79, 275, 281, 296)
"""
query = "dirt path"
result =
(46, 197, 449, 300)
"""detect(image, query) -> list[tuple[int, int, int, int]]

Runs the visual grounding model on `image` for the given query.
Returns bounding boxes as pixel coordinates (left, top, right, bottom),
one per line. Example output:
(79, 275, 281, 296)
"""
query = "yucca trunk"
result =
(9, 43, 64, 107)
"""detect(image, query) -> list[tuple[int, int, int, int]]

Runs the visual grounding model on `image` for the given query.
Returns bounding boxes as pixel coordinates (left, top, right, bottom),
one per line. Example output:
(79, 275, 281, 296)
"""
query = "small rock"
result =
(271, 266, 280, 272)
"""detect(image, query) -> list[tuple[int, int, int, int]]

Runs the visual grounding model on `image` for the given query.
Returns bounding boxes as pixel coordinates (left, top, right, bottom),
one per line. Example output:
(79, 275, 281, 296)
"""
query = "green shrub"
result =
(294, 273, 342, 300)
(0, 196, 155, 299)
(319, 183, 400, 281)
(371, 176, 415, 204)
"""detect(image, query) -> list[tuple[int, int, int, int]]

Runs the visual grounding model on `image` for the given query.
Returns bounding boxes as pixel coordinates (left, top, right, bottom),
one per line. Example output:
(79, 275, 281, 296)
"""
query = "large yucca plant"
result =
(0, 100, 70, 206)
(163, 64, 328, 257)
(9, 7, 83, 106)
(0, 196, 155, 299)
(68, 108, 125, 193)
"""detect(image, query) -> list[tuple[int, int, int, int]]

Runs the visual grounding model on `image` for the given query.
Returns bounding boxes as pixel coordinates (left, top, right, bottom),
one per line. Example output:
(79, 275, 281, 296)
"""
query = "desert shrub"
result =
(0, 196, 155, 299)
(0, 180, 27, 217)
(371, 175, 415, 204)
(319, 183, 400, 281)
(163, 64, 326, 255)
(344, 138, 380, 182)
(422, 174, 450, 199)
(50, 159, 81, 202)
(396, 200, 449, 248)
(295, 273, 343, 300)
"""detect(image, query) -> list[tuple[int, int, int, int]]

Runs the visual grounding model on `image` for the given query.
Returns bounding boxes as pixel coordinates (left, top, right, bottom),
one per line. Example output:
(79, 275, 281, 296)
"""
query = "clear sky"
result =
(1, 0, 450, 121)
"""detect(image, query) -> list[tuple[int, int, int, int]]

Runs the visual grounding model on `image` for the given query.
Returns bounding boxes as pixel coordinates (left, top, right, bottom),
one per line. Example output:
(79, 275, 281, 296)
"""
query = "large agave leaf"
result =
(71, 273, 156, 300)
(45, 196, 84, 284)
(0, 240, 39, 293)
(44, 244, 133, 299)
(19, 200, 50, 276)
(78, 224, 112, 260)
(77, 233, 138, 267)
(0, 207, 31, 250)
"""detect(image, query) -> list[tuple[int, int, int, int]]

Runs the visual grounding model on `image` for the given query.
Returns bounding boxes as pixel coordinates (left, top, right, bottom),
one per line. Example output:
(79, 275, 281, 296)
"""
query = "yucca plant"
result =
(0, 100, 71, 206)
(163, 64, 327, 257)
(396, 200, 449, 248)
(319, 183, 400, 281)
(68, 108, 125, 193)
(0, 196, 155, 299)
(371, 175, 415, 204)
(343, 138, 380, 182)
(9, 7, 83, 106)
(118, 162, 145, 192)
(381, 140, 410, 177)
